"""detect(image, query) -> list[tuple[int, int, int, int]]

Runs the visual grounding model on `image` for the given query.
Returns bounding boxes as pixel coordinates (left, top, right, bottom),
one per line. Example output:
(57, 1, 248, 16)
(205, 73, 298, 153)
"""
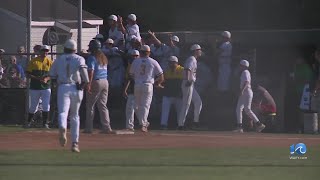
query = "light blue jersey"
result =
(87, 55, 108, 80)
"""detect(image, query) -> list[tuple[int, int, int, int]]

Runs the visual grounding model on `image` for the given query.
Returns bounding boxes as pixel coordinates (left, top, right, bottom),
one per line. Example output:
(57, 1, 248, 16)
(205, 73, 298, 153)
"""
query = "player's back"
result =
(51, 54, 86, 84)
(130, 57, 163, 85)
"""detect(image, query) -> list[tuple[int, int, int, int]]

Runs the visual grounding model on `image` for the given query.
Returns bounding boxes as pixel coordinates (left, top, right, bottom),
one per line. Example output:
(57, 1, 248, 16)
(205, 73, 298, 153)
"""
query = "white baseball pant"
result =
(160, 96, 182, 126)
(192, 89, 202, 123)
(134, 83, 153, 127)
(178, 80, 194, 126)
(236, 89, 260, 124)
(217, 63, 231, 92)
(126, 94, 136, 129)
(57, 84, 83, 143)
(29, 89, 51, 113)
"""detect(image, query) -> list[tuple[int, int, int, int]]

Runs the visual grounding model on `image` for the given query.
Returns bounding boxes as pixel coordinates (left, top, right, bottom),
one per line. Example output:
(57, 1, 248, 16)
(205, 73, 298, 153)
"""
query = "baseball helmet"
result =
(190, 44, 201, 51)
(222, 31, 231, 38)
(88, 39, 101, 51)
(64, 39, 77, 50)
(240, 60, 249, 67)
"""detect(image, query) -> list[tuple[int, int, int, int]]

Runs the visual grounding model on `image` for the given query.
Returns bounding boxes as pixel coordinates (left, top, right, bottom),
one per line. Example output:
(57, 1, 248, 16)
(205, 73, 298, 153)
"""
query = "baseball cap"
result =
(130, 50, 140, 56)
(171, 36, 179, 42)
(140, 45, 151, 52)
(109, 15, 118, 21)
(0, 49, 5, 53)
(105, 38, 114, 44)
(64, 39, 77, 50)
(168, 56, 178, 62)
(128, 14, 137, 21)
(240, 60, 249, 67)
(18, 46, 25, 52)
(190, 44, 201, 51)
(222, 31, 231, 38)
(94, 34, 104, 39)
(40, 45, 50, 51)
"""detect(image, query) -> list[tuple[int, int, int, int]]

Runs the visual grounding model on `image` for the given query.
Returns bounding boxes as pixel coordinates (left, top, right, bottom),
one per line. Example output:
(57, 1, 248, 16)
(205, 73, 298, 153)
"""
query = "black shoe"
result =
(192, 122, 200, 130)
(177, 126, 186, 131)
(160, 125, 168, 130)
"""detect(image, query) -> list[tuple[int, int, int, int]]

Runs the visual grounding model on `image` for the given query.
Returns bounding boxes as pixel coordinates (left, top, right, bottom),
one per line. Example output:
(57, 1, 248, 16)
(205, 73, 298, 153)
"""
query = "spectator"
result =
(16, 46, 28, 71)
(6, 56, 25, 81)
(0, 49, 5, 67)
(118, 14, 141, 42)
(108, 15, 125, 48)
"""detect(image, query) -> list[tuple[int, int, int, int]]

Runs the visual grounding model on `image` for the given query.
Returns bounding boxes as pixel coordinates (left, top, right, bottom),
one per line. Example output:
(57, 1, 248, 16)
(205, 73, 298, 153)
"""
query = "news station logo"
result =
(289, 143, 308, 160)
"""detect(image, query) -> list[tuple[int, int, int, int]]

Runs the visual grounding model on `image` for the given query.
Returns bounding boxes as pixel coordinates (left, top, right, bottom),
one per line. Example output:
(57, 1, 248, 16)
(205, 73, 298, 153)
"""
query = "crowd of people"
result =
(0, 13, 284, 152)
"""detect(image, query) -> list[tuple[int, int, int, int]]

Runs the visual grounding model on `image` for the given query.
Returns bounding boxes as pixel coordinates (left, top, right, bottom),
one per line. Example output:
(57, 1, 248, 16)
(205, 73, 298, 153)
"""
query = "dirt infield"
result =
(0, 130, 319, 151)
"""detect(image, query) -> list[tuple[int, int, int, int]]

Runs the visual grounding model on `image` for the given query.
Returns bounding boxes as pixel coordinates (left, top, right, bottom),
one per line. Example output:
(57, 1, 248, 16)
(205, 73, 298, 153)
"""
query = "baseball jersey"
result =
(240, 70, 251, 90)
(49, 54, 87, 84)
(27, 56, 53, 90)
(183, 56, 197, 82)
(163, 65, 184, 97)
(86, 55, 108, 80)
(126, 24, 141, 41)
(129, 57, 163, 85)
(218, 41, 232, 64)
(108, 27, 124, 45)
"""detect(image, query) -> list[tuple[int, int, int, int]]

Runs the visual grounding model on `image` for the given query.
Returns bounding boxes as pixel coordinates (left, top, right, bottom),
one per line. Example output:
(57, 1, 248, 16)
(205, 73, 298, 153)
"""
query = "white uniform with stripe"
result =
(49, 54, 88, 144)
(129, 57, 163, 127)
(236, 70, 260, 124)
(178, 56, 202, 126)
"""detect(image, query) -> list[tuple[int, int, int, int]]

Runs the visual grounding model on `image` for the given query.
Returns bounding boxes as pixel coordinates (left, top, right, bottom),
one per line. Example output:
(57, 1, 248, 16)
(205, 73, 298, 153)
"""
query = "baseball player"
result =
(129, 45, 164, 132)
(85, 40, 113, 134)
(177, 44, 202, 130)
(123, 50, 140, 131)
(234, 60, 265, 133)
(160, 56, 183, 129)
(118, 14, 141, 42)
(49, 39, 89, 153)
(217, 31, 232, 93)
(25, 45, 53, 128)
(93, 34, 105, 44)
(108, 15, 125, 48)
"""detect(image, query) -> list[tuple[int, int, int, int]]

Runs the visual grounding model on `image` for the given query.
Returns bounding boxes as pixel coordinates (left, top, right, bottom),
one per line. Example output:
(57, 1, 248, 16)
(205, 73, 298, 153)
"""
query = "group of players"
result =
(24, 14, 266, 153)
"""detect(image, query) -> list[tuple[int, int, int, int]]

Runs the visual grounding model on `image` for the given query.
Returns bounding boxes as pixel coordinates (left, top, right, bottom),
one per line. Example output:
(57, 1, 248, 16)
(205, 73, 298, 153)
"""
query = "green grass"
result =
(0, 148, 319, 180)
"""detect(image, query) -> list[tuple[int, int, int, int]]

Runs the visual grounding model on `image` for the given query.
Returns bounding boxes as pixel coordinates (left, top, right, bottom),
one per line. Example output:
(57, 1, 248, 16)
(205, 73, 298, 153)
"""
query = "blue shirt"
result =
(86, 55, 108, 80)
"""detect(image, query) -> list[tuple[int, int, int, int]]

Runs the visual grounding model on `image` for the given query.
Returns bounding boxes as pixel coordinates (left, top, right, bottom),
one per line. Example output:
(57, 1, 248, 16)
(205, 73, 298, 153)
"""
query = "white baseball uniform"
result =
(126, 24, 141, 41)
(217, 41, 232, 92)
(178, 56, 202, 126)
(129, 57, 163, 127)
(236, 69, 260, 124)
(49, 53, 88, 144)
(108, 27, 124, 46)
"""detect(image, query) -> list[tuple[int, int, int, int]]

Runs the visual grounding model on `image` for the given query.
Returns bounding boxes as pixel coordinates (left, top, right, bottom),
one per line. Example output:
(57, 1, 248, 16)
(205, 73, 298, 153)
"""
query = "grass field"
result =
(0, 126, 319, 180)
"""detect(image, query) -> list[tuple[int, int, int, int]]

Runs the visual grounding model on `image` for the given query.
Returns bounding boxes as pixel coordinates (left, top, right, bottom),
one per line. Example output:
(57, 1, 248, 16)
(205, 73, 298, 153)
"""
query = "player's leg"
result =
(134, 85, 143, 126)
(57, 85, 71, 146)
(126, 94, 135, 130)
(96, 80, 112, 133)
(235, 94, 245, 132)
(177, 81, 193, 128)
(140, 84, 153, 132)
(40, 89, 51, 128)
(26, 89, 41, 128)
(192, 89, 202, 124)
(243, 90, 265, 132)
(69, 89, 83, 152)
(160, 96, 172, 129)
(174, 98, 182, 123)
(85, 81, 101, 133)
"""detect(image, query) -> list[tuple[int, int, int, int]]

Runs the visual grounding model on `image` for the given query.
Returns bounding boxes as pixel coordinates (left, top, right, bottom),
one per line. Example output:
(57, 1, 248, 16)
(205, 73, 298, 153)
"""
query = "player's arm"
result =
(148, 30, 162, 46)
(123, 79, 131, 98)
(117, 16, 127, 34)
(155, 73, 164, 88)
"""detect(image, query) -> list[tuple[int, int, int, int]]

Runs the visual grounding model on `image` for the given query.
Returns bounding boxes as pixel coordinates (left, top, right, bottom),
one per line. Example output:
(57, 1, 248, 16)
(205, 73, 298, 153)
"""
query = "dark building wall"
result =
(83, 0, 320, 32)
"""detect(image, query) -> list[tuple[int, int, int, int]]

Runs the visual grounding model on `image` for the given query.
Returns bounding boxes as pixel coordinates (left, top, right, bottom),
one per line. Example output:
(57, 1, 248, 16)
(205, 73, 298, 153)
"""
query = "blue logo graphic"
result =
(290, 143, 307, 155)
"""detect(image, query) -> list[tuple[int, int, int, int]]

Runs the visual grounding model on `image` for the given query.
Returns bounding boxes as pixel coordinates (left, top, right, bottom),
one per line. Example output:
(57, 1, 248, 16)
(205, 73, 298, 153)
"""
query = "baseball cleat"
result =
(160, 125, 168, 130)
(256, 123, 266, 133)
(177, 126, 186, 131)
(141, 126, 148, 132)
(43, 124, 50, 129)
(233, 128, 244, 133)
(59, 128, 67, 147)
(125, 128, 135, 132)
(71, 142, 80, 153)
